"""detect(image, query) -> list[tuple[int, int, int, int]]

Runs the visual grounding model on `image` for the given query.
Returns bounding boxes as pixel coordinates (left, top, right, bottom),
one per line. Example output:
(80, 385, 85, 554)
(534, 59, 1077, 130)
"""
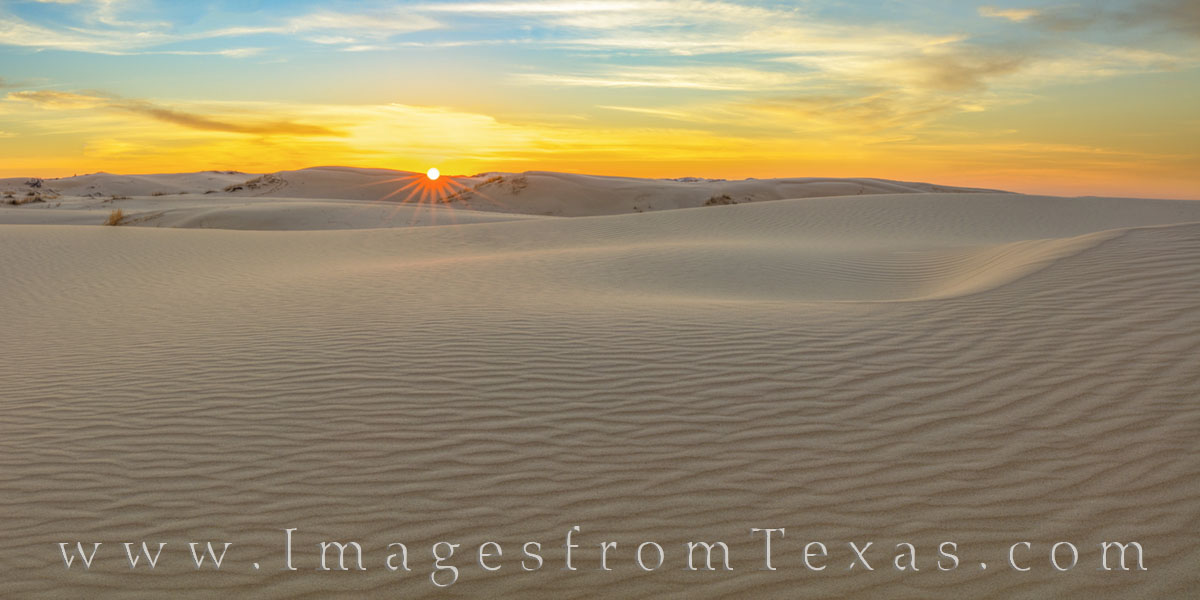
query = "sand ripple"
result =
(2, 194, 1199, 598)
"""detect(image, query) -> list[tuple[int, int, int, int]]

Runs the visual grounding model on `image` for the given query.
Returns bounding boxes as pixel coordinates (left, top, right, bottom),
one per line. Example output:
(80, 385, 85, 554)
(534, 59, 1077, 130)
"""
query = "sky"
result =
(0, 0, 1197, 198)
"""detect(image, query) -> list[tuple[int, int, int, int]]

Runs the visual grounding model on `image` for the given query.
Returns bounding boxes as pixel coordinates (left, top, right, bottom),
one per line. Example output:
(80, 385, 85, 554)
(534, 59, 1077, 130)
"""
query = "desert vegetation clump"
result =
(705, 194, 737, 206)
(3, 192, 46, 206)
(244, 174, 283, 189)
(474, 174, 528, 194)
(104, 209, 126, 226)
(441, 188, 474, 203)
(224, 173, 283, 193)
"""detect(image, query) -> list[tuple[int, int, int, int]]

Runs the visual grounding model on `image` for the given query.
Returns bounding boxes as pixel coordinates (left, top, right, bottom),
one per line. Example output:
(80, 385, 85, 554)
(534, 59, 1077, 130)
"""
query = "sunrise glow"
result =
(427, 168, 440, 181)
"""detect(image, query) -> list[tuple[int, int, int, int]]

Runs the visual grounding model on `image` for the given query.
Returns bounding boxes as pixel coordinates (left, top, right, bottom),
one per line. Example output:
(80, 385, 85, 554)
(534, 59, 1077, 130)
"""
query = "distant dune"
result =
(1, 166, 1005, 229)
(2, 167, 1199, 598)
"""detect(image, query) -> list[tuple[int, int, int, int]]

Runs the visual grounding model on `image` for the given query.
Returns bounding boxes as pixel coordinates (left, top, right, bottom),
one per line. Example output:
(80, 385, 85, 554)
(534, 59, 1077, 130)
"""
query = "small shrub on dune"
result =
(3, 192, 45, 206)
(705, 194, 736, 206)
(104, 209, 126, 226)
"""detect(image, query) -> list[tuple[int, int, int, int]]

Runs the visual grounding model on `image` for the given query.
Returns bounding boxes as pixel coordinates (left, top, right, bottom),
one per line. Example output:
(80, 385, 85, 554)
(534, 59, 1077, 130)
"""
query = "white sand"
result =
(1, 167, 1198, 598)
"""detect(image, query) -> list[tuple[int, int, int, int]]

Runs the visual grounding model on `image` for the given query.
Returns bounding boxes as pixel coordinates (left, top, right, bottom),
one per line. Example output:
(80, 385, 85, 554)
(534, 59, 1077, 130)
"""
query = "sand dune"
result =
(1, 166, 1003, 228)
(1, 171, 1198, 598)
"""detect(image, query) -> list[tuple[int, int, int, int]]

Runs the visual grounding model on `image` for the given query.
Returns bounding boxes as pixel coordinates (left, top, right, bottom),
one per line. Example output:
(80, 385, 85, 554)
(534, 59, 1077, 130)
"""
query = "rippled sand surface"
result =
(3, 192, 1199, 598)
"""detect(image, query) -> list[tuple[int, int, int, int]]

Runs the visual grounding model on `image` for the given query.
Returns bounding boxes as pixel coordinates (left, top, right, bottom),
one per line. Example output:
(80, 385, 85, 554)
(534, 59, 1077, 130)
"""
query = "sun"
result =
(426, 167, 440, 181)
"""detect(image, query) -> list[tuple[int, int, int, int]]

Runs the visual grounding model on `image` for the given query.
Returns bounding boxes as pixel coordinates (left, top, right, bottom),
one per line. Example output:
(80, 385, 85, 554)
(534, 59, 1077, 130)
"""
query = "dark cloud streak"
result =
(1130, 0, 1200, 37)
(8, 88, 343, 137)
(1020, 0, 1200, 38)
(112, 100, 342, 136)
(905, 47, 1030, 91)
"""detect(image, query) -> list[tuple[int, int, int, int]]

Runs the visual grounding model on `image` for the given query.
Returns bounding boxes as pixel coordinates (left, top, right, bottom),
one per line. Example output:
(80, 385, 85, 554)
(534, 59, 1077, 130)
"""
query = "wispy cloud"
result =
(0, 3, 439, 55)
(246, 10, 440, 42)
(7, 90, 106, 108)
(979, 6, 1042, 23)
(416, 0, 777, 29)
(0, 15, 128, 54)
(738, 91, 976, 137)
(886, 45, 1031, 91)
(597, 105, 691, 119)
(157, 47, 264, 58)
(520, 66, 806, 90)
(416, 1, 643, 13)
